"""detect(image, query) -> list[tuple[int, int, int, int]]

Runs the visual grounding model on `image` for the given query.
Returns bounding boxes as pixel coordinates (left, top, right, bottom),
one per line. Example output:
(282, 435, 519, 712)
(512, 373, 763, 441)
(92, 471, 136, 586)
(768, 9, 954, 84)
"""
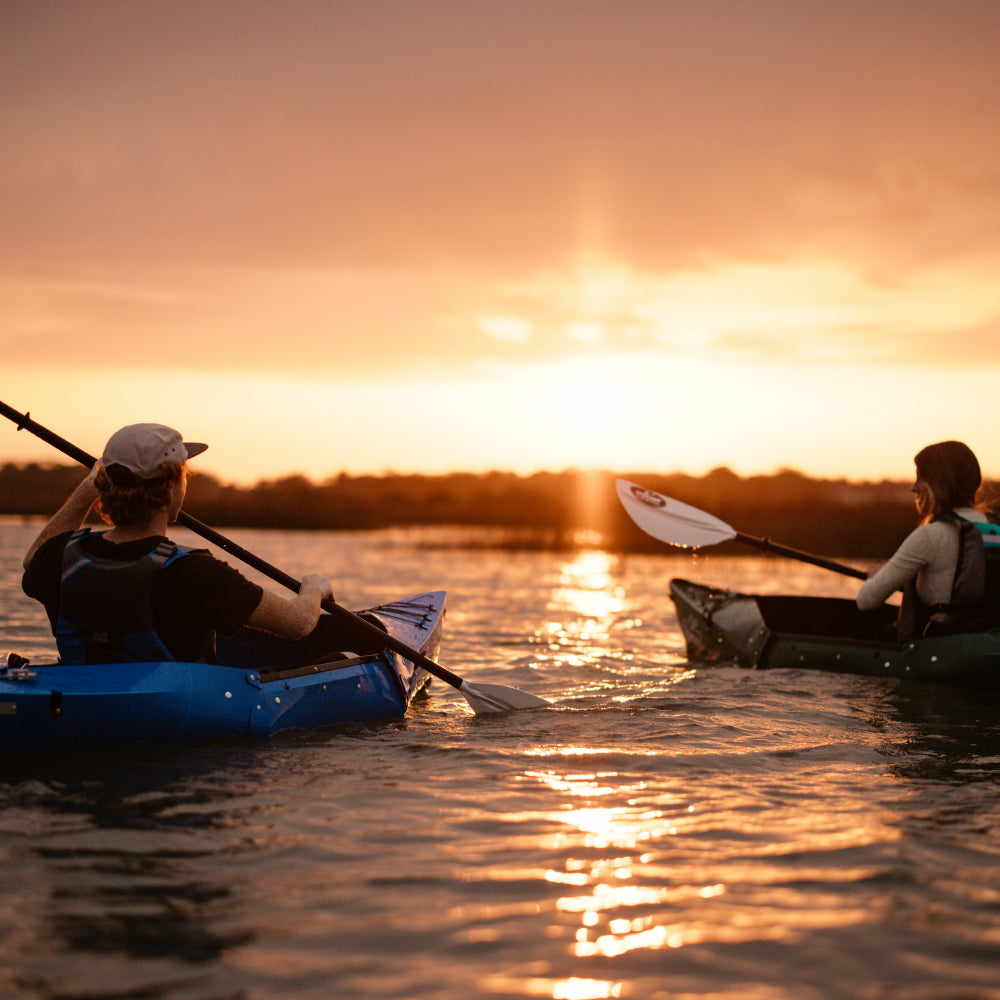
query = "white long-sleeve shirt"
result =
(856, 507, 987, 610)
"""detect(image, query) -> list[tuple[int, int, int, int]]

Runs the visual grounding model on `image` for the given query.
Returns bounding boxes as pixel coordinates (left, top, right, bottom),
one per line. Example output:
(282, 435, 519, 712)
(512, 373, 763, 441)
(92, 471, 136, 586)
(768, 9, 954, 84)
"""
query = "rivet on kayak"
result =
(884, 661, 891, 668)
(225, 691, 232, 699)
(930, 656, 938, 662)
(275, 696, 281, 704)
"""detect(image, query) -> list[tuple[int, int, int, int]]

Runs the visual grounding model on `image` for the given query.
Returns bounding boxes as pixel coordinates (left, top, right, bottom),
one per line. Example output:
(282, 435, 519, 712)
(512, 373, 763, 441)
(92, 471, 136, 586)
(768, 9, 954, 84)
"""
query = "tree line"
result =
(1, 461, 928, 558)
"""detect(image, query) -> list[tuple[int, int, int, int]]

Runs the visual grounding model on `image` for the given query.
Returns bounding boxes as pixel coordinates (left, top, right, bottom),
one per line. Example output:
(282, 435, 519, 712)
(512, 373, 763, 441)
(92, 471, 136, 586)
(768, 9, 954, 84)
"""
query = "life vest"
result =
(55, 529, 190, 664)
(899, 514, 1000, 639)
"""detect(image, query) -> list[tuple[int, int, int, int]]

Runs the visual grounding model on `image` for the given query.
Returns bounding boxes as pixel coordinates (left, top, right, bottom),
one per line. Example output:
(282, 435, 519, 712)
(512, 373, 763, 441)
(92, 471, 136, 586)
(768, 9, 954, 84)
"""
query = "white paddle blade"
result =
(459, 680, 553, 714)
(616, 479, 737, 549)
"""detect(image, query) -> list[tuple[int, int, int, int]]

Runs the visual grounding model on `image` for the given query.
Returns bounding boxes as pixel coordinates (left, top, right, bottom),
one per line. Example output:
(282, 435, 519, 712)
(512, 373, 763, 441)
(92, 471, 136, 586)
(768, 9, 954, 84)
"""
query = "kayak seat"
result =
(756, 595, 899, 644)
(217, 612, 388, 671)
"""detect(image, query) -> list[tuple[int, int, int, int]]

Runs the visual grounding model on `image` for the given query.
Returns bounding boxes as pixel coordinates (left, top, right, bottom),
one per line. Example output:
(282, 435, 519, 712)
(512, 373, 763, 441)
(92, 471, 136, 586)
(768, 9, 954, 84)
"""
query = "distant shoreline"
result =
(0, 462, 930, 559)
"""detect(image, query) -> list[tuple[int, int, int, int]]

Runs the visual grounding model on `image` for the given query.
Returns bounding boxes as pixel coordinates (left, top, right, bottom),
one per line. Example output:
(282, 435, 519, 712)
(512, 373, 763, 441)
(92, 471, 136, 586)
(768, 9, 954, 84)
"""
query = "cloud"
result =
(5, 1, 1000, 277)
(471, 256, 1000, 368)
(4, 1, 1000, 385)
(5, 248, 1000, 384)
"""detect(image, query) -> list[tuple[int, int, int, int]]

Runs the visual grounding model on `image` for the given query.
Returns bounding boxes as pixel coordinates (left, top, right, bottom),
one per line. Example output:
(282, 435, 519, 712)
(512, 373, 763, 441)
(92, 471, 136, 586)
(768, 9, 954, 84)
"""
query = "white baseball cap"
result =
(101, 423, 208, 481)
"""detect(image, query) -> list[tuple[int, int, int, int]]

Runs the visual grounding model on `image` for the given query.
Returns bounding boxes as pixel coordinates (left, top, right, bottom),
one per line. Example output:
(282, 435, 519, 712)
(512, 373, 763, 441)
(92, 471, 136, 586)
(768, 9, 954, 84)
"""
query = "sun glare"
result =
(10, 247, 1000, 485)
(564, 321, 605, 343)
(478, 314, 535, 343)
(546, 374, 633, 432)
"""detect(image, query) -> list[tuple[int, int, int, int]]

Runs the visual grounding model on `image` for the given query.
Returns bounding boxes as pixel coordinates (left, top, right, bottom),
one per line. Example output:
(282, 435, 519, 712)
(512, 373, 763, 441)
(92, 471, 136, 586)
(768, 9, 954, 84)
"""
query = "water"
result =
(2, 521, 999, 1000)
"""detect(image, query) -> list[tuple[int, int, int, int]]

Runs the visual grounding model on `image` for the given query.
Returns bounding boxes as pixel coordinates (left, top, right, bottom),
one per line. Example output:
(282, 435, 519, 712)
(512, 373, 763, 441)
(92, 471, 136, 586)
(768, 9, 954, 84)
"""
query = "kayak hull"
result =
(0, 591, 445, 752)
(670, 578, 1000, 688)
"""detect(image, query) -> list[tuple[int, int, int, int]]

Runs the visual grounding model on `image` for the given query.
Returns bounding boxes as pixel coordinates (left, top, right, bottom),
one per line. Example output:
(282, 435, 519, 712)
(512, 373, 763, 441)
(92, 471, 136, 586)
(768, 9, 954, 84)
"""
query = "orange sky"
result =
(3, 1, 1000, 484)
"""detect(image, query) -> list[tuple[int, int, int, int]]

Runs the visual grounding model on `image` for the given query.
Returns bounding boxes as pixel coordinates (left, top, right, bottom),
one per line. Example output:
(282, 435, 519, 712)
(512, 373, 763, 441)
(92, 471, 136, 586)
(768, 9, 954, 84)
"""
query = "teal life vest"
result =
(899, 514, 1000, 639)
(56, 529, 190, 664)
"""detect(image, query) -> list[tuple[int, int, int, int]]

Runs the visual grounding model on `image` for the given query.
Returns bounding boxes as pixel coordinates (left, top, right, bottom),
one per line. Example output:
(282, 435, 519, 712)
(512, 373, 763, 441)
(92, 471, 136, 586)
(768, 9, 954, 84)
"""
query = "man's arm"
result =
(23, 468, 100, 571)
(245, 574, 334, 640)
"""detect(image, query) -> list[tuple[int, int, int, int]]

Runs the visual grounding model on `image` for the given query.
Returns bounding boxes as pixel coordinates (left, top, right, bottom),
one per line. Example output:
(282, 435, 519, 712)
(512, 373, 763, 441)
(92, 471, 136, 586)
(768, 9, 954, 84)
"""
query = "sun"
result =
(548, 374, 634, 432)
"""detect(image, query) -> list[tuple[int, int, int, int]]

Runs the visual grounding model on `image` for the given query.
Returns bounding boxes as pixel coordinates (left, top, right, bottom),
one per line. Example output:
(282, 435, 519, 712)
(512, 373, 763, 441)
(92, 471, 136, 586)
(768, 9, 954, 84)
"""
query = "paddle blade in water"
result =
(459, 681, 552, 714)
(616, 479, 737, 549)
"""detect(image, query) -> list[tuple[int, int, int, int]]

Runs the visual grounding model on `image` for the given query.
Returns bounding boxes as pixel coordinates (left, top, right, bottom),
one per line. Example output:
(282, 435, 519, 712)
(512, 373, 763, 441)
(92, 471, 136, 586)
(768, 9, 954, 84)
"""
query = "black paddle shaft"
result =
(0, 401, 466, 688)
(733, 530, 867, 580)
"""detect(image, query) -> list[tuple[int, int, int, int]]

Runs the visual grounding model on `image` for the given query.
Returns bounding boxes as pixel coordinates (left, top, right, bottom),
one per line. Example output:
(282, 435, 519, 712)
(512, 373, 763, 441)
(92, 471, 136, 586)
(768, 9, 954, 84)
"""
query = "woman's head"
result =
(912, 440, 981, 518)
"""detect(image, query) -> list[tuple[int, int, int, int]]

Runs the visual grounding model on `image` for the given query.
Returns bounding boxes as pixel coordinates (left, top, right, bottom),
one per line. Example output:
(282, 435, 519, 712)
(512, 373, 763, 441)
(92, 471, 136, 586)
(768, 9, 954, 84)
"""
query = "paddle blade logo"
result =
(629, 485, 666, 508)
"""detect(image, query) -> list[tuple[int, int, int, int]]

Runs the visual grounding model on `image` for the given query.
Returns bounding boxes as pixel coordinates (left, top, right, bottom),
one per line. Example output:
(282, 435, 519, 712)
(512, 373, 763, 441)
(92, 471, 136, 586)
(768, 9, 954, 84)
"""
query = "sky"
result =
(3, 0, 1000, 485)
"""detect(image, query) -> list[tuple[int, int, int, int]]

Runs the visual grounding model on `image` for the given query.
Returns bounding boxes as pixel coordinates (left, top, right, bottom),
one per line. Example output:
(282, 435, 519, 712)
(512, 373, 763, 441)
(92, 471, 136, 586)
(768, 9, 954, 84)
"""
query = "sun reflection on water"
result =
(513, 748, 726, 987)
(532, 548, 695, 696)
(538, 550, 634, 671)
(480, 975, 624, 999)
(548, 550, 626, 623)
(491, 739, 905, 999)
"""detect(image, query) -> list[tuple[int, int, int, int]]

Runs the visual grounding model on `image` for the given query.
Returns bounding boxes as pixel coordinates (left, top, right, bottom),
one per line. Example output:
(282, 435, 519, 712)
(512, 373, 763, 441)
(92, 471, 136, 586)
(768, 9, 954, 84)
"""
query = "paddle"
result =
(616, 478, 867, 580)
(1, 401, 551, 714)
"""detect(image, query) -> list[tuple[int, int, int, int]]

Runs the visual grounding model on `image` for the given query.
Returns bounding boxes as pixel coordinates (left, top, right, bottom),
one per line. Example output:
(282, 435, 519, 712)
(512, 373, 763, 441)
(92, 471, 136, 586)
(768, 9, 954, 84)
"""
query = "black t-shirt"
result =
(22, 530, 264, 663)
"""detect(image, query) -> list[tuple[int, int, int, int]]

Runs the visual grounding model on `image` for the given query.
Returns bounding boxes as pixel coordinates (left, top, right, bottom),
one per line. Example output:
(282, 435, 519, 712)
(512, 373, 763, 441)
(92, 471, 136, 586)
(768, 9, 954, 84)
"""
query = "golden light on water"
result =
(481, 975, 623, 999)
(540, 550, 627, 671)
(510, 755, 722, 981)
(491, 745, 907, 999)
(536, 548, 691, 693)
(548, 551, 626, 626)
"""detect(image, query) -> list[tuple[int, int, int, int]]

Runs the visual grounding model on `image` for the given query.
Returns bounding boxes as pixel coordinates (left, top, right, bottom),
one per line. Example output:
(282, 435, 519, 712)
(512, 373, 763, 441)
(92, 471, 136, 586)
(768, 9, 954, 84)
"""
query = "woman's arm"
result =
(856, 527, 933, 610)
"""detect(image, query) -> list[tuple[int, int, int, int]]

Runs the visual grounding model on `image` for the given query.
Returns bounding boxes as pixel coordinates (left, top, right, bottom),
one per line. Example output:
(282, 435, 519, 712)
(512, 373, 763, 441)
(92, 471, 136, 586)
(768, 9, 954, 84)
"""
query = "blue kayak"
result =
(0, 591, 445, 752)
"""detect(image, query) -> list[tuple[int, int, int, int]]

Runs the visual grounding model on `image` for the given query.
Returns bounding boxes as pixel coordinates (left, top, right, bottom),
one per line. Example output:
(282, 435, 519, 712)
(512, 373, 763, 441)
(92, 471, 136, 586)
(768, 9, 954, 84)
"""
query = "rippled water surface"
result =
(2, 521, 1000, 1000)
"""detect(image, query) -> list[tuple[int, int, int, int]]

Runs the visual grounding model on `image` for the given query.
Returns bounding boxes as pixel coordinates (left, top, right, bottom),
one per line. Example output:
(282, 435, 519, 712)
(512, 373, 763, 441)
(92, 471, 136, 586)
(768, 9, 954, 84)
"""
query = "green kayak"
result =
(670, 578, 1000, 688)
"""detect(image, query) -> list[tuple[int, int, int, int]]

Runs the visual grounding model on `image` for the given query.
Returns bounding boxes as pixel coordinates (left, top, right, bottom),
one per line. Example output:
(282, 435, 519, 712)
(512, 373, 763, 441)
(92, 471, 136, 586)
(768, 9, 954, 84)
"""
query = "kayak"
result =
(0, 591, 445, 752)
(670, 578, 1000, 689)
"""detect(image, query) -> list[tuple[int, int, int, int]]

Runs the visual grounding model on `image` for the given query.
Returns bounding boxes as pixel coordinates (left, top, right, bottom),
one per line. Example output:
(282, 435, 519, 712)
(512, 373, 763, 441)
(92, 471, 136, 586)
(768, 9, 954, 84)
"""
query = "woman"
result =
(22, 422, 338, 664)
(856, 440, 997, 639)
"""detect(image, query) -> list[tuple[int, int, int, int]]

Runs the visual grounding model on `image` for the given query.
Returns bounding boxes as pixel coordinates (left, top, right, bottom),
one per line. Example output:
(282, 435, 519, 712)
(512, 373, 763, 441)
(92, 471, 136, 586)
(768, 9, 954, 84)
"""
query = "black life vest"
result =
(898, 514, 1000, 639)
(56, 529, 189, 664)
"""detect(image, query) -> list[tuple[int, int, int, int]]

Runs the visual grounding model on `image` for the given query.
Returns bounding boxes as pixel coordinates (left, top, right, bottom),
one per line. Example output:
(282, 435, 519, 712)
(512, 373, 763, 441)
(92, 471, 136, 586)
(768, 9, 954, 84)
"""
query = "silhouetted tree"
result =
(1, 461, 920, 557)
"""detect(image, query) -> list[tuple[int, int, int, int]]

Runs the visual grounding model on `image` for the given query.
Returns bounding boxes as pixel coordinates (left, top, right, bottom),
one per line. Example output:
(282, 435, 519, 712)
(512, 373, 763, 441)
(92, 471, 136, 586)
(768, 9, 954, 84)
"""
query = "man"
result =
(22, 422, 335, 664)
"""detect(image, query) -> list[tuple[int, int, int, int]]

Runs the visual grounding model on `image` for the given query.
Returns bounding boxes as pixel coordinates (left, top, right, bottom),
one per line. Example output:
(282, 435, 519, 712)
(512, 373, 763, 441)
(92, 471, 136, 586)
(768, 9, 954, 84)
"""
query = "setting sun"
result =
(3, 3, 1000, 485)
(539, 367, 639, 434)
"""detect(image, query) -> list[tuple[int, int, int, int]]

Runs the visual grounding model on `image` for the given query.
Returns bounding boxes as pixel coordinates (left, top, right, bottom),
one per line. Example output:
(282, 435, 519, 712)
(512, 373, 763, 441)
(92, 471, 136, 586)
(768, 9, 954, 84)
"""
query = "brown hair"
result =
(95, 462, 184, 527)
(913, 441, 981, 519)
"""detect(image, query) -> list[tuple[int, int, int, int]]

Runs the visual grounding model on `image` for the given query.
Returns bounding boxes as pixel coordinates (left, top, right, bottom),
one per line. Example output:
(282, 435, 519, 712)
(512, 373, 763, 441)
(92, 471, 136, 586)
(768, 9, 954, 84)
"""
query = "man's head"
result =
(101, 423, 207, 486)
(96, 423, 207, 527)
